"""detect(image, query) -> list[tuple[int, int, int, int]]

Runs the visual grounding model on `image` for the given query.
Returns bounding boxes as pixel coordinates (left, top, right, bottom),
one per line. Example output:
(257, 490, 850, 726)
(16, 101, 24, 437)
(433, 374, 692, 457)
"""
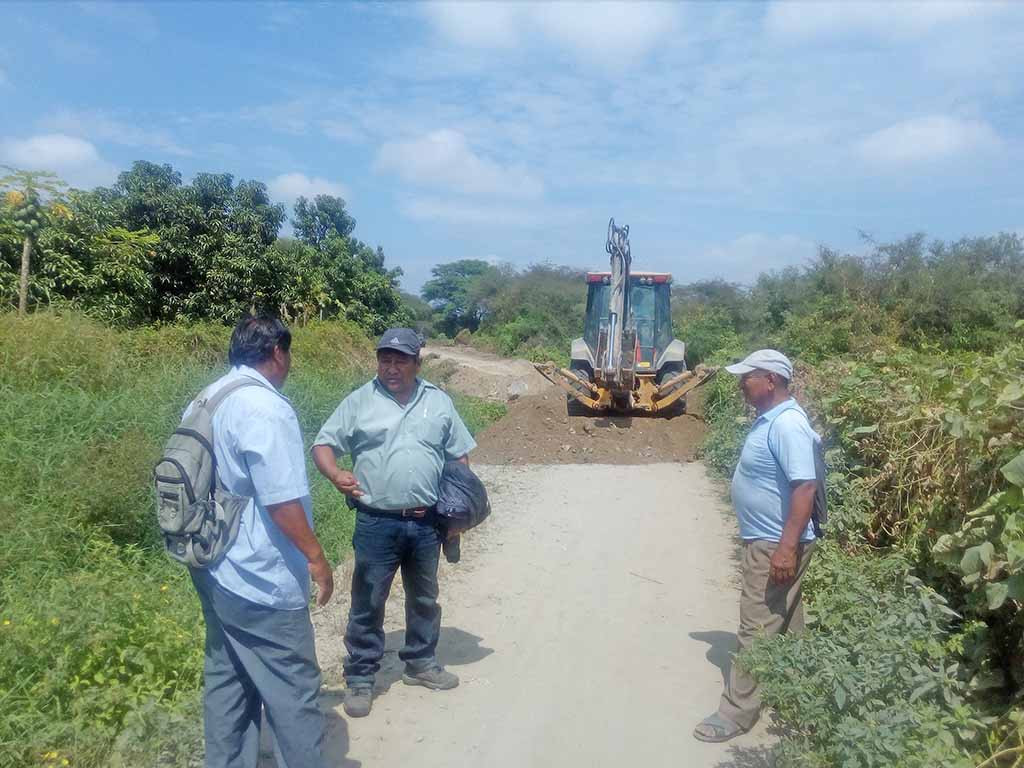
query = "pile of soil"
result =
(471, 391, 707, 465)
(422, 346, 551, 402)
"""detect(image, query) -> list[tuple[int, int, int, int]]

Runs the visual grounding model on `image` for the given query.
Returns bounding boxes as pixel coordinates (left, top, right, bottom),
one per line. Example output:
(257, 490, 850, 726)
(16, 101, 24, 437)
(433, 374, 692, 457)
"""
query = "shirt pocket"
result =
(410, 410, 447, 450)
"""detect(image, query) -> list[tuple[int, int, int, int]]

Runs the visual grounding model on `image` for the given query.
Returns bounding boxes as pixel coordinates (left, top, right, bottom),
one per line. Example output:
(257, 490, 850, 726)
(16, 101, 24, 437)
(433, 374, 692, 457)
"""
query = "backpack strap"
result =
(764, 404, 802, 471)
(199, 376, 275, 493)
(203, 376, 272, 412)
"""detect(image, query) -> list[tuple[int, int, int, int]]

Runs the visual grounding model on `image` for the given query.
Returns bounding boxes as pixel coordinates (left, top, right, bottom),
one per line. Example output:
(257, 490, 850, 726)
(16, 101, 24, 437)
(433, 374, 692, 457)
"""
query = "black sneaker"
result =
(343, 685, 373, 718)
(402, 666, 459, 690)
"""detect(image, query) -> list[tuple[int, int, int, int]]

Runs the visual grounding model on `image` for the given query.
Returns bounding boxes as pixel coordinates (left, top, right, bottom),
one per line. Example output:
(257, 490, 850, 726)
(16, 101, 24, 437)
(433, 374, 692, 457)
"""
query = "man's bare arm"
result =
(266, 498, 334, 607)
(769, 480, 816, 586)
(311, 444, 363, 497)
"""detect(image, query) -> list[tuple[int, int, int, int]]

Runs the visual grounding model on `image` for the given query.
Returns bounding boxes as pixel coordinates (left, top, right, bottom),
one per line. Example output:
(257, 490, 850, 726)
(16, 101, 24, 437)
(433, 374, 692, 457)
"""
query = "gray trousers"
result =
(718, 539, 816, 731)
(190, 570, 324, 768)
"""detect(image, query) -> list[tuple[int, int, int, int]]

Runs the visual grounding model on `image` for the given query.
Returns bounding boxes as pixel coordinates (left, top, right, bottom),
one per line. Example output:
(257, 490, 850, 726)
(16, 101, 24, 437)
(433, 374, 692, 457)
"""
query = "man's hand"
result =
(308, 552, 334, 608)
(330, 470, 364, 498)
(769, 543, 798, 585)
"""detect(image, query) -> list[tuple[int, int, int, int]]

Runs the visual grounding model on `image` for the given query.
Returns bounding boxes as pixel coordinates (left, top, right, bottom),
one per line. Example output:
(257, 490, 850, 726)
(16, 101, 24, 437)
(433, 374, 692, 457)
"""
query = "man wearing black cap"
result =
(311, 328, 476, 718)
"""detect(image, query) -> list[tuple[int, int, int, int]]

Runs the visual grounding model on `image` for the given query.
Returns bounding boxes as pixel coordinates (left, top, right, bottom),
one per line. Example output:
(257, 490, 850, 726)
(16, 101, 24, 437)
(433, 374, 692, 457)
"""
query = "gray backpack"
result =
(154, 378, 268, 567)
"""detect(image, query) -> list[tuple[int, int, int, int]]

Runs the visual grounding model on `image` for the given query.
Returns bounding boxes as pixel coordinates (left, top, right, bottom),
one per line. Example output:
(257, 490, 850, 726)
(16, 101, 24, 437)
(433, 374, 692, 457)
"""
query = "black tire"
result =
(567, 364, 593, 416)
(659, 397, 687, 418)
(567, 396, 591, 416)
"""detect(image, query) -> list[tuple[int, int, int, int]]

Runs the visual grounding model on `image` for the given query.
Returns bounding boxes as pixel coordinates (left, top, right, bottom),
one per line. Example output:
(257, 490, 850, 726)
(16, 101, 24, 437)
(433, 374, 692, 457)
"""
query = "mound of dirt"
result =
(471, 391, 707, 465)
(422, 345, 551, 402)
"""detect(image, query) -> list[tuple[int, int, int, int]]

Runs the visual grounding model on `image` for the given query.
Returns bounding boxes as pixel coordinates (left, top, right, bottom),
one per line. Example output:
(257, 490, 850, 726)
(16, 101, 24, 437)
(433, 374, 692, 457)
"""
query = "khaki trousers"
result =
(718, 539, 816, 731)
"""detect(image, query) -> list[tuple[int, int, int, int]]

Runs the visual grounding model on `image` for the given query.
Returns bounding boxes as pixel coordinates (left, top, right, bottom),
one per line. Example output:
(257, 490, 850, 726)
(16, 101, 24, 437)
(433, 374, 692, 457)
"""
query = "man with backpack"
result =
(694, 349, 823, 743)
(176, 315, 332, 768)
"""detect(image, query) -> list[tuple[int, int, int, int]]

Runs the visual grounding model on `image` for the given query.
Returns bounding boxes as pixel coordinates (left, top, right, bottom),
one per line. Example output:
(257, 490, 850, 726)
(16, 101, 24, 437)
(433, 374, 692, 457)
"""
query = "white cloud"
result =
(423, 2, 521, 48)
(423, 2, 681, 67)
(0, 133, 117, 188)
(377, 129, 543, 199)
(856, 115, 1000, 167)
(402, 196, 534, 226)
(697, 234, 819, 282)
(765, 1, 1010, 41)
(44, 109, 193, 157)
(531, 2, 680, 66)
(268, 172, 351, 203)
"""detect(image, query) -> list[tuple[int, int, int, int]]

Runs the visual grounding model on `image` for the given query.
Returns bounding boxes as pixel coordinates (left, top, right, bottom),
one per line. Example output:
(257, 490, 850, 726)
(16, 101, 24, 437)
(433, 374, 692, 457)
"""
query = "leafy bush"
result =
(742, 543, 990, 768)
(697, 338, 1024, 766)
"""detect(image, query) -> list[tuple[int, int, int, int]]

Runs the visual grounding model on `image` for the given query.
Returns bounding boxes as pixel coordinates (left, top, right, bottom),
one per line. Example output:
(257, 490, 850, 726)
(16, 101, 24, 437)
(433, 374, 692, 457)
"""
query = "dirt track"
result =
(286, 348, 771, 767)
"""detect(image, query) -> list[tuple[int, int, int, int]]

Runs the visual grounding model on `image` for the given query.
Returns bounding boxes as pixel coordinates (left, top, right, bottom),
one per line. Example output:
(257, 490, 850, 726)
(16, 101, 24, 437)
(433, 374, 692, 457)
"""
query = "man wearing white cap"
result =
(694, 349, 821, 742)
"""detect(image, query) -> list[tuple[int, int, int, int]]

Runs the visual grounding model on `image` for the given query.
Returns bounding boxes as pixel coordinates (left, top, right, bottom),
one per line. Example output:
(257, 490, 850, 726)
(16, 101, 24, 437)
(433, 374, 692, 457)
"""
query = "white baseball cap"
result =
(725, 349, 793, 381)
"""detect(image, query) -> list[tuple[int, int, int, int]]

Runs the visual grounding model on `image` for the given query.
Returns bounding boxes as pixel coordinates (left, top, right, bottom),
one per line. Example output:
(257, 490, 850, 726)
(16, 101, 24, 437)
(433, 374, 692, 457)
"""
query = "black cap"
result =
(376, 328, 422, 357)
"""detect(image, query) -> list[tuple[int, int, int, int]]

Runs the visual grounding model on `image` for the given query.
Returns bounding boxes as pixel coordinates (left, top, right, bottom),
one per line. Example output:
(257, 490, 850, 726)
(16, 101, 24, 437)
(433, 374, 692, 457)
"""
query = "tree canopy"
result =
(0, 161, 411, 332)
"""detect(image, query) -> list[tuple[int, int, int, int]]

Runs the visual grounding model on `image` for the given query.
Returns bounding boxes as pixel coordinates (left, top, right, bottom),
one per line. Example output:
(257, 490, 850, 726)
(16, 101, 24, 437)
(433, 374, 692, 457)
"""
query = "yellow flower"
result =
(2, 619, 10, 626)
(50, 617, 59, 626)
(160, 585, 169, 592)
(61, 760, 69, 766)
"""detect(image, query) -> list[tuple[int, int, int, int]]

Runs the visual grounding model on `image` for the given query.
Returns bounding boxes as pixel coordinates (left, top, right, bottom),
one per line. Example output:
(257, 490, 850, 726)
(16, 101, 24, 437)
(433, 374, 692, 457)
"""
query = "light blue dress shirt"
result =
(730, 397, 819, 543)
(187, 365, 314, 610)
(313, 377, 476, 509)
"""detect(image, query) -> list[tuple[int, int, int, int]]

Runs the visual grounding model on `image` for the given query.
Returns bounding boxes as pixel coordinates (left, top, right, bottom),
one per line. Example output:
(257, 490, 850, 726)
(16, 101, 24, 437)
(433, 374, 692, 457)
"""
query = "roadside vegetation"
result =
(694, 233, 1024, 767)
(0, 311, 502, 768)
(422, 231, 1024, 765)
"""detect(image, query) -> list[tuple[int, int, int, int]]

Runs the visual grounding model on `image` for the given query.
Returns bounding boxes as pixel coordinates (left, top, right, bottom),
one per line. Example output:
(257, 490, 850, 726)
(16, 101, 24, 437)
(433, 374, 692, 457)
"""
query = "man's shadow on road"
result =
(690, 629, 736, 688)
(691, 630, 784, 768)
(317, 627, 492, 766)
(374, 625, 494, 693)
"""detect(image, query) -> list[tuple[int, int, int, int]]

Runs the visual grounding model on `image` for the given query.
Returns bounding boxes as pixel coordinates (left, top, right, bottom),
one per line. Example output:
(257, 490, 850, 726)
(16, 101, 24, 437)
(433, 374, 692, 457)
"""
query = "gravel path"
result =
(306, 463, 773, 768)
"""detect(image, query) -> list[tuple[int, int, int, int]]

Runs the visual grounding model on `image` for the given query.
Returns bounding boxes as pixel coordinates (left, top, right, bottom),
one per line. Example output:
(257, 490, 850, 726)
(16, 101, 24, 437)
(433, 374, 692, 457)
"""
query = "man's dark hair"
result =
(228, 314, 291, 367)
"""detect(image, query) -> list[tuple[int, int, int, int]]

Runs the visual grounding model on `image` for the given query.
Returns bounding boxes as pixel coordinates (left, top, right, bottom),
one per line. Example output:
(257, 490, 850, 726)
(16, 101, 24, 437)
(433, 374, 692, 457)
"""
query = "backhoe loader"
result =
(535, 219, 716, 416)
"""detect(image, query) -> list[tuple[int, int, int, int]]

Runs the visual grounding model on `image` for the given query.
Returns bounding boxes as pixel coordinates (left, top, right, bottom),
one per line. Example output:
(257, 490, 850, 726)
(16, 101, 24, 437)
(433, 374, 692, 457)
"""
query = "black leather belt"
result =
(356, 502, 433, 520)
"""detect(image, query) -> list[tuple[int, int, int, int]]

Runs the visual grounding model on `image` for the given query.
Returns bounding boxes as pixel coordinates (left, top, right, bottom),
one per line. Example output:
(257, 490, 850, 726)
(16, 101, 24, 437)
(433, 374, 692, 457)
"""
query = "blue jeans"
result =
(190, 569, 324, 768)
(343, 511, 442, 686)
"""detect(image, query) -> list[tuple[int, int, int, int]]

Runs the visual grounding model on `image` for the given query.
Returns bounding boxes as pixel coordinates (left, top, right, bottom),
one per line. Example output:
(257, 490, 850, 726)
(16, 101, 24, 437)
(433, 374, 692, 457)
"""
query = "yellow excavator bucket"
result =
(533, 363, 717, 415)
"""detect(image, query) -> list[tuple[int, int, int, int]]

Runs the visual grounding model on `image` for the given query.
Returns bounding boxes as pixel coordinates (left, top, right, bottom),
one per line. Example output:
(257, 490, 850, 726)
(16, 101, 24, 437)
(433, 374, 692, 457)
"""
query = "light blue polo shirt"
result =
(186, 366, 314, 610)
(313, 377, 476, 510)
(731, 397, 819, 543)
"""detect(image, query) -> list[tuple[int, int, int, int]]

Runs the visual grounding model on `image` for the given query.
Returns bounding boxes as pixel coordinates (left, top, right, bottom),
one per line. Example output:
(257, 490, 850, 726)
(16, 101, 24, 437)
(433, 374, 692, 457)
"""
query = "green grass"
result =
(0, 312, 505, 767)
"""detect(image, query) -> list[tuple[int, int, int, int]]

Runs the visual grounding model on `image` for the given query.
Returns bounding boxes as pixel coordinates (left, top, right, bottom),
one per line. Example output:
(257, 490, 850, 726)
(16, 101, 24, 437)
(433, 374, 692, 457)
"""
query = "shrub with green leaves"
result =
(741, 544, 990, 768)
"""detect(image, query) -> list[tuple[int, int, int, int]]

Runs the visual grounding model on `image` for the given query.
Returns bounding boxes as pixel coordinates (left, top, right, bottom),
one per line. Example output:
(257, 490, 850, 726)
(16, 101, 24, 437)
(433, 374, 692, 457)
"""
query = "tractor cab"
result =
(584, 272, 674, 371)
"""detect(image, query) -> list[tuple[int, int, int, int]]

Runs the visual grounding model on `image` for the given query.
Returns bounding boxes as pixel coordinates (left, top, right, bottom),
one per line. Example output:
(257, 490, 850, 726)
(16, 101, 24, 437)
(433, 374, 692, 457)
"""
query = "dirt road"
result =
(311, 464, 770, 768)
(291, 347, 771, 767)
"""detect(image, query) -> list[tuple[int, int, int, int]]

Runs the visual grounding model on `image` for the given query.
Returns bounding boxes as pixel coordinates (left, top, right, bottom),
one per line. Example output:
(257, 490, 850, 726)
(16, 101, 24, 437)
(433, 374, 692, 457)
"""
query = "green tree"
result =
(1, 167, 69, 316)
(293, 194, 356, 250)
(422, 259, 496, 336)
(111, 162, 285, 321)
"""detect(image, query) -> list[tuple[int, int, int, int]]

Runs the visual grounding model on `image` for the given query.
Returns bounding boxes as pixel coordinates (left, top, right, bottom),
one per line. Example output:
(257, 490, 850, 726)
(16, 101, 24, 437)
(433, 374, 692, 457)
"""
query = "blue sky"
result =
(2, 1, 1022, 292)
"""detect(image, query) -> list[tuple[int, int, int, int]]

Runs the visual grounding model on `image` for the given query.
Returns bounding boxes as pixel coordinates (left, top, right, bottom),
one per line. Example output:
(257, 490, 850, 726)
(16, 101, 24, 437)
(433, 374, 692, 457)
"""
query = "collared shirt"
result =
(185, 365, 314, 610)
(731, 397, 819, 543)
(313, 377, 477, 510)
